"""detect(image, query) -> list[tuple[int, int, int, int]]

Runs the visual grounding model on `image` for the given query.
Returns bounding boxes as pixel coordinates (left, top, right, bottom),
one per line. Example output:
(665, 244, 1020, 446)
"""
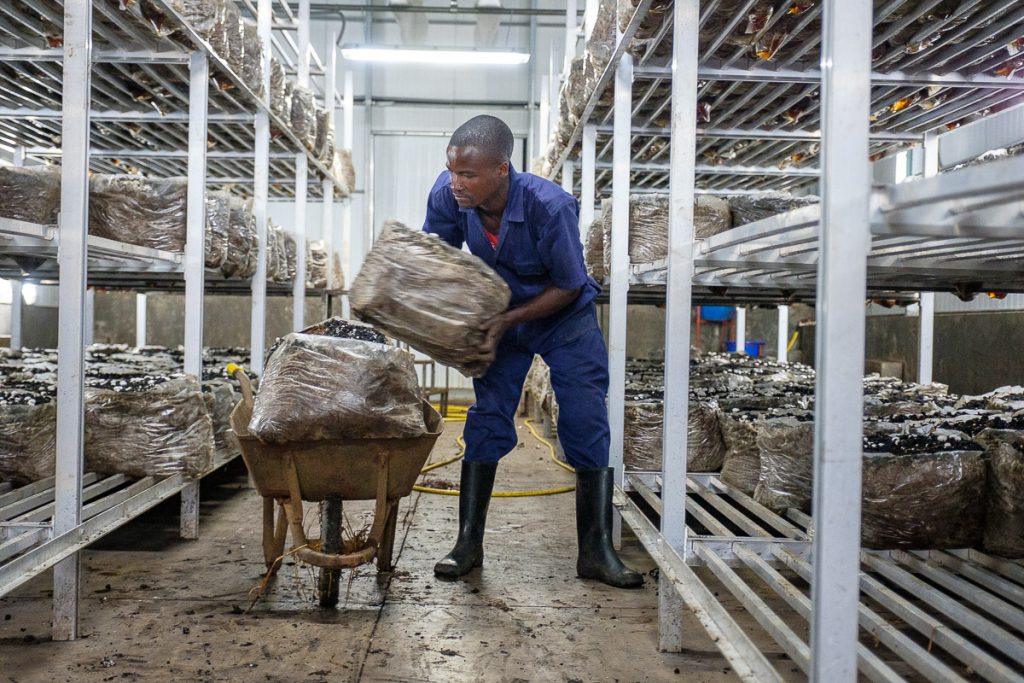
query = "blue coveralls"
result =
(423, 164, 610, 470)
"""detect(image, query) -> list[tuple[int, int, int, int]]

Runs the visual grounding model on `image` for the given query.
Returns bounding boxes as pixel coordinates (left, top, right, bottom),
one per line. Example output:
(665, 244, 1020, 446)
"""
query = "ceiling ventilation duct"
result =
(389, 0, 428, 45)
(475, 0, 502, 46)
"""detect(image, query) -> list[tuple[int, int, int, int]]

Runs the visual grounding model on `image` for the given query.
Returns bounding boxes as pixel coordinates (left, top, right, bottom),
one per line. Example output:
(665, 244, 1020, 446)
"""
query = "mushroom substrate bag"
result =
(0, 166, 61, 225)
(88, 175, 188, 252)
(248, 333, 425, 443)
(973, 429, 1024, 558)
(350, 220, 512, 378)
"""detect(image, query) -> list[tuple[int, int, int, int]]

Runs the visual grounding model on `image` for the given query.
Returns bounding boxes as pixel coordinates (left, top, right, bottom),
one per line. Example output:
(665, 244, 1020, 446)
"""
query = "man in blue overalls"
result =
(423, 115, 642, 588)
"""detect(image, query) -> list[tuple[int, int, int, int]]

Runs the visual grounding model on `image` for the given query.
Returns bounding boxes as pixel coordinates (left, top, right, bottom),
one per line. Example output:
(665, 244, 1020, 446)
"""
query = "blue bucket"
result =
(700, 305, 735, 322)
(725, 340, 766, 357)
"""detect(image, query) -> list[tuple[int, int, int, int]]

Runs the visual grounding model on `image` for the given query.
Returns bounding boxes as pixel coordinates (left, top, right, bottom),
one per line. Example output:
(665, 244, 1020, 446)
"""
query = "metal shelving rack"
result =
(0, 0, 353, 640)
(550, 1, 1024, 680)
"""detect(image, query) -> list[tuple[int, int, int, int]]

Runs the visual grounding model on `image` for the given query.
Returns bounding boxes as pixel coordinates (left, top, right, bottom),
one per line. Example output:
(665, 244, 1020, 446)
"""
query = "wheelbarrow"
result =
(227, 370, 443, 607)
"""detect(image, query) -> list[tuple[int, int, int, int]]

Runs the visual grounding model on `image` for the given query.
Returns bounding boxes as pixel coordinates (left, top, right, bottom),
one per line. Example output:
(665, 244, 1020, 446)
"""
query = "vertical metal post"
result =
(53, 0, 91, 642)
(84, 288, 94, 346)
(251, 0, 272, 375)
(180, 49, 209, 541)
(811, 1, 871, 679)
(918, 133, 939, 385)
(538, 74, 550, 161)
(564, 0, 578, 73)
(735, 306, 746, 354)
(659, 0, 699, 653)
(135, 293, 147, 348)
(561, 159, 574, 194)
(341, 70, 354, 318)
(291, 0, 311, 331)
(777, 305, 789, 362)
(608, 51, 632, 513)
(10, 281, 22, 350)
(584, 0, 598, 39)
(581, 123, 596, 229)
(322, 37, 337, 290)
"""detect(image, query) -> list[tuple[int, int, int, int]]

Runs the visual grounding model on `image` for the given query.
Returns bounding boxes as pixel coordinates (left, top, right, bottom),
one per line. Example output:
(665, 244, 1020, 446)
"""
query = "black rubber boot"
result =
(434, 460, 498, 579)
(576, 467, 644, 588)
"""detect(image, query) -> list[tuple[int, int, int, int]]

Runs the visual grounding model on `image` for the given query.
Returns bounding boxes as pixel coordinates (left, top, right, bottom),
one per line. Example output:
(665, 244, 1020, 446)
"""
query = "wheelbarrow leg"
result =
(317, 495, 343, 608)
(376, 500, 401, 573)
(262, 498, 288, 573)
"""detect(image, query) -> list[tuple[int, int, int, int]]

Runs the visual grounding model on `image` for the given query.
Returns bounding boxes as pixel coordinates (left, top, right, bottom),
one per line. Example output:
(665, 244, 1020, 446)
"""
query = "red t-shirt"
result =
(483, 228, 499, 249)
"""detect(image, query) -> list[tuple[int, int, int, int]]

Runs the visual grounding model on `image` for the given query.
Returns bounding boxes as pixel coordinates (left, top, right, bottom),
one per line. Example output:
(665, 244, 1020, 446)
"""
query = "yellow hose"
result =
(413, 408, 575, 496)
(786, 330, 799, 352)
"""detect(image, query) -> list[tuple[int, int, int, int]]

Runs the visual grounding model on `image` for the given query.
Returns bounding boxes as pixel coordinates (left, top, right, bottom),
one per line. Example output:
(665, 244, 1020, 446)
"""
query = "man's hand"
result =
(475, 313, 512, 365)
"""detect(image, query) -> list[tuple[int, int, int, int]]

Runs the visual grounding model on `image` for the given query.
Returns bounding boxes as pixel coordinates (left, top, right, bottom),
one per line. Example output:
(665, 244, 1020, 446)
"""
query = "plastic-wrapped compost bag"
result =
(248, 333, 425, 443)
(719, 410, 761, 494)
(241, 21, 265, 98)
(973, 429, 1024, 558)
(729, 192, 819, 227)
(222, 198, 258, 278)
(290, 85, 317, 150)
(0, 166, 61, 225)
(269, 58, 291, 119)
(350, 220, 512, 378)
(205, 190, 231, 269)
(203, 380, 240, 459)
(861, 430, 986, 549)
(584, 217, 606, 282)
(0, 398, 56, 483)
(84, 376, 214, 478)
(306, 240, 328, 288)
(88, 175, 188, 252)
(753, 415, 814, 512)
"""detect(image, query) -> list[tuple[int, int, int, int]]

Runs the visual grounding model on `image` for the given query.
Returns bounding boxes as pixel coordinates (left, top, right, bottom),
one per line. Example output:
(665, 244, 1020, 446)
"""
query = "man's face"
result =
(446, 145, 508, 209)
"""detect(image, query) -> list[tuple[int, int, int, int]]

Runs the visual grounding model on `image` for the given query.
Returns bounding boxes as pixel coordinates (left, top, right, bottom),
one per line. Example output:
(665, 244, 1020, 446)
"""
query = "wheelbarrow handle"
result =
(227, 363, 255, 410)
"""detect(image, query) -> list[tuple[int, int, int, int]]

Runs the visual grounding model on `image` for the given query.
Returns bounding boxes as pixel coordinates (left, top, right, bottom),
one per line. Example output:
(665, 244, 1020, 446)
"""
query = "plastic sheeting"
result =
(862, 435, 987, 550)
(269, 58, 291, 120)
(290, 85, 317, 150)
(623, 400, 725, 472)
(306, 240, 328, 288)
(222, 198, 258, 278)
(0, 402, 56, 483)
(88, 175, 188, 252)
(314, 108, 335, 164)
(203, 379, 239, 459)
(205, 190, 231, 269)
(241, 21, 265, 99)
(753, 416, 814, 512)
(586, 0, 617, 73)
(974, 429, 1024, 558)
(248, 333, 425, 443)
(719, 411, 761, 494)
(84, 376, 214, 478)
(584, 217, 606, 282)
(0, 166, 61, 225)
(728, 192, 819, 227)
(350, 220, 511, 378)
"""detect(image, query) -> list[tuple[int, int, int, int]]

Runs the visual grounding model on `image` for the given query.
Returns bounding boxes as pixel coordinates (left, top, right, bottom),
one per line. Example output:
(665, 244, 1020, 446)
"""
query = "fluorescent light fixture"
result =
(341, 47, 530, 66)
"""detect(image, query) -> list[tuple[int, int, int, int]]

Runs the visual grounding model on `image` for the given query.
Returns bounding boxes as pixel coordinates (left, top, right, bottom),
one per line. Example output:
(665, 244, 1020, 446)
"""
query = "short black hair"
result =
(448, 115, 514, 163)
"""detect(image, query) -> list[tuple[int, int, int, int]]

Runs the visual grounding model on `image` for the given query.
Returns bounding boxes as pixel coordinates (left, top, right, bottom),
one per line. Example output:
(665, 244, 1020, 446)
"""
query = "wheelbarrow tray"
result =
(229, 399, 443, 502)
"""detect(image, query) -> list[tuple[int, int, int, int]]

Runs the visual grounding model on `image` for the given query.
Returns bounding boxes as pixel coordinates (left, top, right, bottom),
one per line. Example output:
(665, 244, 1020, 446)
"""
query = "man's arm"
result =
(475, 285, 580, 364)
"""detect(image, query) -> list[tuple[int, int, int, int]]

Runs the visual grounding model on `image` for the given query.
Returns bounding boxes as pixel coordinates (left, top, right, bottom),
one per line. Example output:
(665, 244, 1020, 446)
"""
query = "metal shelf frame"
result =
(0, 0, 355, 641)
(553, 0, 1024, 679)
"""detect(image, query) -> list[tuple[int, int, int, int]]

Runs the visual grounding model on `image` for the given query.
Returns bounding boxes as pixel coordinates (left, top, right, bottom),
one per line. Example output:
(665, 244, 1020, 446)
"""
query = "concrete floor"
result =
(0, 417, 755, 683)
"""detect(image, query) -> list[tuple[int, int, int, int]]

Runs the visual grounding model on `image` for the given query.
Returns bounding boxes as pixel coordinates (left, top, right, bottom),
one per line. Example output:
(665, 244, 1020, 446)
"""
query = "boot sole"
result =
(433, 557, 483, 580)
(577, 571, 644, 589)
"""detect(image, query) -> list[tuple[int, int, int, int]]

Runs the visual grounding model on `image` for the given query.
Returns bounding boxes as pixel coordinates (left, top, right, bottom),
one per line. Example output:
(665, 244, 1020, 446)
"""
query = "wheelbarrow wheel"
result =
(317, 495, 343, 608)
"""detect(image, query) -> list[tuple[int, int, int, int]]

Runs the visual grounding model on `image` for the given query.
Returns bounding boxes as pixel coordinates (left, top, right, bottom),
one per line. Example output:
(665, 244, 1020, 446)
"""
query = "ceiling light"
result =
(341, 47, 530, 66)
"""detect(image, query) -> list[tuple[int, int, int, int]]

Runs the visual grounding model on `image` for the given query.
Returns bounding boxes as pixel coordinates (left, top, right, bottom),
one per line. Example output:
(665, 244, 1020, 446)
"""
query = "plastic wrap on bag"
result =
(290, 85, 317, 150)
(84, 376, 214, 478)
(88, 175, 188, 252)
(973, 429, 1024, 558)
(585, 0, 617, 72)
(332, 252, 345, 290)
(719, 411, 761, 494)
(224, 5, 245, 75)
(0, 402, 56, 483)
(205, 190, 231, 269)
(335, 149, 356, 197)
(222, 198, 257, 278)
(166, 0, 224, 37)
(203, 379, 239, 459)
(241, 21, 265, 99)
(248, 333, 425, 443)
(314, 108, 334, 162)
(282, 229, 297, 283)
(561, 57, 591, 126)
(264, 222, 283, 283)
(753, 416, 814, 512)
(350, 220, 511, 378)
(306, 240, 328, 288)
(729, 192, 819, 227)
(623, 400, 724, 472)
(862, 433, 986, 549)
(0, 165, 61, 225)
(269, 58, 290, 119)
(585, 217, 606, 282)
(690, 401, 726, 472)
(695, 195, 733, 239)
